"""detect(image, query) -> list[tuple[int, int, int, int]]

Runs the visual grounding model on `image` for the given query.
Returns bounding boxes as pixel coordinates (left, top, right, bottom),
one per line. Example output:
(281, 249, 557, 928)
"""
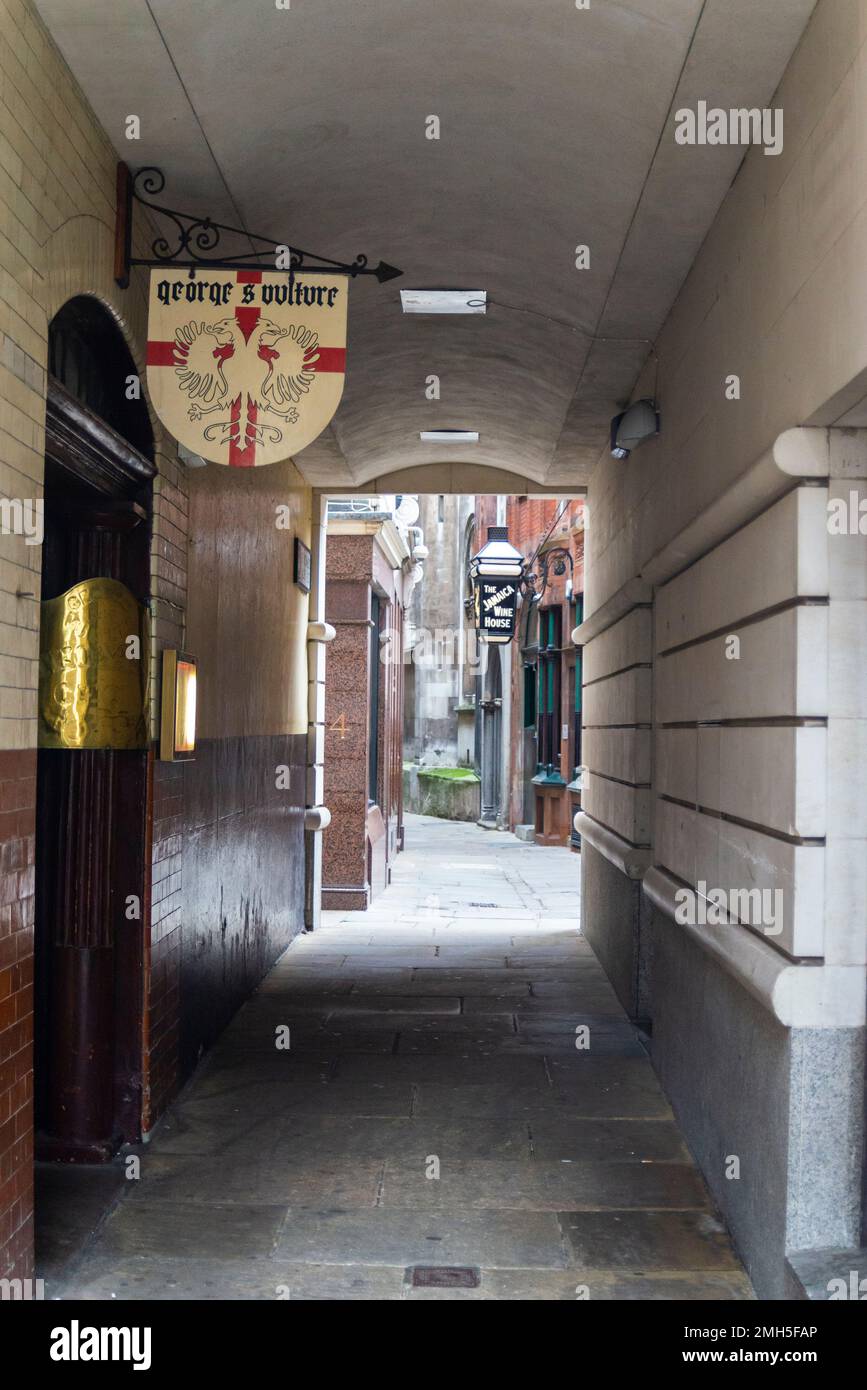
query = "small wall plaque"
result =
(294, 537, 312, 593)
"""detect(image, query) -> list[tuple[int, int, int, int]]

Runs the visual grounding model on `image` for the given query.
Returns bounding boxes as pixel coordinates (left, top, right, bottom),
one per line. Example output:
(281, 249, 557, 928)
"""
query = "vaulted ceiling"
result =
(36, 0, 815, 489)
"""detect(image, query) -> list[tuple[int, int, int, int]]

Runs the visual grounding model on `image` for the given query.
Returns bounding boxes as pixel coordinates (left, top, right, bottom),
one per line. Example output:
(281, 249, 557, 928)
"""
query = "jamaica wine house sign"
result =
(468, 526, 524, 645)
(474, 577, 519, 642)
(146, 269, 347, 467)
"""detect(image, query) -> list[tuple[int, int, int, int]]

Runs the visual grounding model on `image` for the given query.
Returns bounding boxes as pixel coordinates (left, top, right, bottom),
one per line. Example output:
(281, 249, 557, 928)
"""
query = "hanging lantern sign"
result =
(469, 526, 524, 644)
(146, 269, 347, 466)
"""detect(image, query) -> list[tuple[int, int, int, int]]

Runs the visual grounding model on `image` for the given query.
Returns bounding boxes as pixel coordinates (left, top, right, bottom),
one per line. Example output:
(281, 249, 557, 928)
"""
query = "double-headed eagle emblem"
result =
(171, 314, 320, 452)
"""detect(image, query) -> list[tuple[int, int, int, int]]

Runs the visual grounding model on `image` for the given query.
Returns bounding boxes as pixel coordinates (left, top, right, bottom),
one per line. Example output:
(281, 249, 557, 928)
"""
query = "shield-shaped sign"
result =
(146, 269, 347, 466)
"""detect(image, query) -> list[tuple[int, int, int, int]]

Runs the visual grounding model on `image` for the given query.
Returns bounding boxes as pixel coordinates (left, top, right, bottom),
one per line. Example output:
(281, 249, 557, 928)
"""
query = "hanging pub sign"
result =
(146, 269, 348, 467)
(474, 576, 519, 642)
(469, 525, 525, 645)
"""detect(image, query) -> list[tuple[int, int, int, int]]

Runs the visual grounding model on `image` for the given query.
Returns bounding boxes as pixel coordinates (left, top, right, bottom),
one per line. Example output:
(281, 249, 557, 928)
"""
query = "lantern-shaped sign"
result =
(469, 526, 524, 644)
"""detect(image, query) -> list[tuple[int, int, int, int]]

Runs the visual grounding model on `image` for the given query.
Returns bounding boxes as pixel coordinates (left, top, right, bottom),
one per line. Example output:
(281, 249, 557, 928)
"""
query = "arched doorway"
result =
(35, 297, 155, 1168)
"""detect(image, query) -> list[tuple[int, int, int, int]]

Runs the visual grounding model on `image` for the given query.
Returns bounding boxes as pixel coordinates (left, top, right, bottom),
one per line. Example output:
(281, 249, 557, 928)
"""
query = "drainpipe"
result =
(304, 496, 333, 930)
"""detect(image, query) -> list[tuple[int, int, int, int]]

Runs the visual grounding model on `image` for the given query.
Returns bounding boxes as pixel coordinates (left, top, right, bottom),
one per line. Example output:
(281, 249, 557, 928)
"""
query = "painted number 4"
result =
(329, 713, 347, 740)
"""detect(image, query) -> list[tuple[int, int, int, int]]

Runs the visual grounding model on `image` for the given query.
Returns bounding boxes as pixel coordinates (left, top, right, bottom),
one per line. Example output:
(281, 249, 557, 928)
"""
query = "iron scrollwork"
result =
(121, 166, 401, 283)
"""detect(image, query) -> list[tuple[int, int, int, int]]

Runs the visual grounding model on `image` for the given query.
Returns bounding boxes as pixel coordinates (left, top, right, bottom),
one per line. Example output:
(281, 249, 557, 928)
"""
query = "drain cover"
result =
(410, 1266, 480, 1289)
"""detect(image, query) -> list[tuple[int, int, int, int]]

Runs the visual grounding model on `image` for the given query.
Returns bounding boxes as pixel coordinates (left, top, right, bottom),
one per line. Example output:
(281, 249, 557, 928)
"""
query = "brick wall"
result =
(0, 747, 34, 1278)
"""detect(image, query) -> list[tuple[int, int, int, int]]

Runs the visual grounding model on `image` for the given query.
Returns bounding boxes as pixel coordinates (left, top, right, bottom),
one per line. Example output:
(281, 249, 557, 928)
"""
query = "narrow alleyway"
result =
(53, 817, 752, 1301)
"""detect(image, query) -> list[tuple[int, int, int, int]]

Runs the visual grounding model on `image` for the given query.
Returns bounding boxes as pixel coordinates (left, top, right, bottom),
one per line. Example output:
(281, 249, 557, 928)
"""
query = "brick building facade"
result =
(507, 495, 585, 846)
(322, 509, 414, 910)
(469, 496, 585, 846)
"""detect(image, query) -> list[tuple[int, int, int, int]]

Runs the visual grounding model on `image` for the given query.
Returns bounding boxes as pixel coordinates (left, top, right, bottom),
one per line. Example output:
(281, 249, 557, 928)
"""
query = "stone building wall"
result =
(575, 0, 867, 1296)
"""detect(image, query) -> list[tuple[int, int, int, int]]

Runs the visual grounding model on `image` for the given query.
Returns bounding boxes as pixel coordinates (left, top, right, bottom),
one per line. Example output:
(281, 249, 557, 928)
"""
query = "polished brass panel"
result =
(38, 577, 148, 749)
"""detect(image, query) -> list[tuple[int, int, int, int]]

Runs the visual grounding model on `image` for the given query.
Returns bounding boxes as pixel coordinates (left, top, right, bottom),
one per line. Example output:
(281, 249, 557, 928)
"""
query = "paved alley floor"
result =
(53, 815, 752, 1301)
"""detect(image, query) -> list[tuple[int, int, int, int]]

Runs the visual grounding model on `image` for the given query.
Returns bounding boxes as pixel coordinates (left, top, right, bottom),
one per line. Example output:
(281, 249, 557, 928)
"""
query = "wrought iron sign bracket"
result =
(523, 544, 574, 601)
(114, 163, 403, 289)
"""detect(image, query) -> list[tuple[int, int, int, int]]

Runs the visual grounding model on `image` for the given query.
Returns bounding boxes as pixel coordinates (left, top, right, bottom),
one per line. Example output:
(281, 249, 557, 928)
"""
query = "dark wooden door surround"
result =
(35, 379, 155, 1162)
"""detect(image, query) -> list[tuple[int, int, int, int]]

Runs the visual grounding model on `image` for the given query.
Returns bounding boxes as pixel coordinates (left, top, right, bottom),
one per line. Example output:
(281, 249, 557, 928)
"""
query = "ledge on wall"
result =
(643, 866, 865, 1030)
(571, 579, 652, 646)
(572, 812, 651, 879)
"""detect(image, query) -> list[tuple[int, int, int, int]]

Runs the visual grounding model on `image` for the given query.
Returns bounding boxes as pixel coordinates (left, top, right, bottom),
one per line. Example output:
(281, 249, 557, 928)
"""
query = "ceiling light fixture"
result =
(420, 430, 479, 443)
(401, 290, 486, 314)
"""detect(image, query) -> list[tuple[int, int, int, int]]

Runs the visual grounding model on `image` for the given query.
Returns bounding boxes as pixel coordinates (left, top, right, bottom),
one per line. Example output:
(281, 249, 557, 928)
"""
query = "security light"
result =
(420, 430, 479, 443)
(610, 399, 660, 459)
(401, 290, 487, 314)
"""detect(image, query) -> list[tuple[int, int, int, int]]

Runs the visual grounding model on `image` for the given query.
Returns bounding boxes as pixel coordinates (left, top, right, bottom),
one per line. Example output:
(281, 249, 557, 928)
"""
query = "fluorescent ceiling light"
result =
(401, 290, 486, 314)
(420, 430, 479, 443)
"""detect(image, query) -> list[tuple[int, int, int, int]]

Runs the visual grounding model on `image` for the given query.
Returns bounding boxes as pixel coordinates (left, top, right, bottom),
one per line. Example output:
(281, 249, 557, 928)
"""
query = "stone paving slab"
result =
(324, 994, 464, 1015)
(509, 1033, 648, 1057)
(272, 1115, 534, 1162)
(332, 1053, 548, 1085)
(272, 1207, 569, 1269)
(218, 1028, 400, 1054)
(125, 1153, 382, 1207)
(379, 1158, 709, 1211)
(170, 1080, 415, 1121)
(58, 1256, 407, 1302)
(527, 1117, 690, 1163)
(350, 977, 533, 997)
(413, 1077, 673, 1121)
(96, 1201, 288, 1259)
(517, 1014, 641, 1036)
(561, 1210, 743, 1272)
(404, 1270, 754, 1301)
(463, 993, 626, 1017)
(308, 1009, 516, 1032)
(183, 1056, 336, 1093)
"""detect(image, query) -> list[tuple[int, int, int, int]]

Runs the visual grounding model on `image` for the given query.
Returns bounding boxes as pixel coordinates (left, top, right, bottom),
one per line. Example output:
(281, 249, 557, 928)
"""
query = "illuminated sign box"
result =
(159, 650, 197, 761)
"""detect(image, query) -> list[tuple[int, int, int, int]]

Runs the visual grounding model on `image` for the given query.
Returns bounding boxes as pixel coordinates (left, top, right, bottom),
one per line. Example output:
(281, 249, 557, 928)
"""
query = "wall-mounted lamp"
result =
(610, 398, 660, 459)
(159, 650, 197, 761)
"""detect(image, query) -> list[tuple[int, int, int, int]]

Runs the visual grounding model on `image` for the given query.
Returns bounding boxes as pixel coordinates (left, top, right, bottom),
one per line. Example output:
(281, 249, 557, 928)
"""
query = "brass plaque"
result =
(38, 578, 148, 750)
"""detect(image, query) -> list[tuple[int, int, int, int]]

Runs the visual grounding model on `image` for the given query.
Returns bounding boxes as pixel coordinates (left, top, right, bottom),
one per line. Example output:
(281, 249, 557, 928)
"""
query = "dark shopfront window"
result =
(523, 662, 536, 728)
(572, 594, 584, 779)
(536, 607, 562, 774)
